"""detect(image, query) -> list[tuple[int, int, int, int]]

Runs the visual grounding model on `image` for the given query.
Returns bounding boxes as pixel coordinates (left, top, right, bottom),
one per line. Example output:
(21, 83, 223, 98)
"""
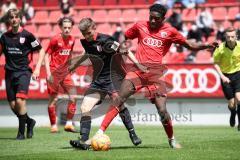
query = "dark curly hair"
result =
(58, 16, 74, 26)
(149, 4, 167, 18)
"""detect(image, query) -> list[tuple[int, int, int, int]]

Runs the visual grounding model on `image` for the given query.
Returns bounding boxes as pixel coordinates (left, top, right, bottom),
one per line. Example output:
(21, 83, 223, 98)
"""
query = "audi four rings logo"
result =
(165, 68, 220, 93)
(143, 37, 162, 47)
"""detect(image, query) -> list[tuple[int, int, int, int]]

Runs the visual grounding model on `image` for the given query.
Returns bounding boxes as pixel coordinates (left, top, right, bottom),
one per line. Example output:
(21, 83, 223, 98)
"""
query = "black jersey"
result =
(81, 33, 125, 86)
(0, 28, 42, 71)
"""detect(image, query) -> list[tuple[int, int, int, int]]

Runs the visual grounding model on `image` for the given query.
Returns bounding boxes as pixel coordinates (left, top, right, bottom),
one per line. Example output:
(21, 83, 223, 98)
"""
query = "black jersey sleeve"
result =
(26, 31, 42, 52)
(101, 35, 120, 54)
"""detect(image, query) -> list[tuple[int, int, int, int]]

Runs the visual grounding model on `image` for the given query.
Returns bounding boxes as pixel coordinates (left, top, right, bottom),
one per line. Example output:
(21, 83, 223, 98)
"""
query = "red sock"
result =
(66, 102, 76, 120)
(100, 105, 119, 131)
(48, 105, 56, 125)
(162, 120, 173, 139)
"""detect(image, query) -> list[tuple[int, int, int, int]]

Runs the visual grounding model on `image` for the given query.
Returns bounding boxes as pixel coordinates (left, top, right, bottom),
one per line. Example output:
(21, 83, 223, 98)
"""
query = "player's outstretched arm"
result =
(126, 49, 149, 73)
(32, 48, 46, 80)
(183, 40, 218, 51)
(68, 51, 89, 72)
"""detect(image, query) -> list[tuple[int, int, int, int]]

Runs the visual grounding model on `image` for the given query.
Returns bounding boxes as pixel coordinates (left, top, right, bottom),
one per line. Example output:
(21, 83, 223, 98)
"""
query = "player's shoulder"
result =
(97, 33, 115, 42)
(135, 21, 148, 28)
(21, 29, 35, 37)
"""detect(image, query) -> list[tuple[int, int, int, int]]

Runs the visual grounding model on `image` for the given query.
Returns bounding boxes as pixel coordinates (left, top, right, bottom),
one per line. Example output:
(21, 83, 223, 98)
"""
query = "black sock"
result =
(119, 108, 135, 134)
(237, 105, 240, 125)
(25, 113, 32, 124)
(18, 114, 27, 135)
(11, 108, 19, 117)
(80, 116, 91, 142)
(228, 106, 236, 115)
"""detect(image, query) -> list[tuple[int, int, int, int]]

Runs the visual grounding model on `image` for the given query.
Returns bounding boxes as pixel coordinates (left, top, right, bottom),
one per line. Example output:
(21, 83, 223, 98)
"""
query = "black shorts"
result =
(84, 74, 123, 105)
(5, 70, 32, 102)
(221, 71, 240, 100)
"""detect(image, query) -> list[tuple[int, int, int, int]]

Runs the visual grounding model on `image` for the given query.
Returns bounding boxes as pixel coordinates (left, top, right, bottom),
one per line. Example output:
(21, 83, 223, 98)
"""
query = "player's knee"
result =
(80, 105, 91, 114)
(16, 98, 25, 106)
(228, 100, 235, 108)
(158, 110, 170, 121)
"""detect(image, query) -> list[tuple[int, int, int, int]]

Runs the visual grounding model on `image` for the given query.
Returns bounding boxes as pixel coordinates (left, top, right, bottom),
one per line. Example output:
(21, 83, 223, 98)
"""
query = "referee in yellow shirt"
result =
(213, 27, 240, 131)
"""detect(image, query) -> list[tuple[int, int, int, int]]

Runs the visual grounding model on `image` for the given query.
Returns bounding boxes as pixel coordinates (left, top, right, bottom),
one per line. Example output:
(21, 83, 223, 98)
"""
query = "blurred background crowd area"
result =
(0, 0, 240, 65)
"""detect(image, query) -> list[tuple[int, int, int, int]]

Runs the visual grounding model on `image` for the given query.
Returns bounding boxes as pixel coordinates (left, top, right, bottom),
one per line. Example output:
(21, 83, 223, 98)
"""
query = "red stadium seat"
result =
(32, 11, 49, 24)
(222, 20, 232, 29)
(75, 0, 88, 5)
(48, 10, 62, 24)
(93, 10, 108, 23)
(108, 9, 122, 22)
(121, 9, 137, 22)
(24, 24, 37, 33)
(45, 0, 59, 6)
(136, 9, 148, 21)
(133, 0, 147, 5)
(52, 25, 61, 35)
(90, 0, 103, 5)
(206, 0, 221, 3)
(233, 21, 240, 28)
(104, 0, 117, 5)
(71, 26, 81, 38)
(182, 9, 199, 22)
(212, 7, 227, 21)
(31, 0, 45, 7)
(119, 0, 132, 5)
(40, 39, 50, 50)
(37, 25, 52, 38)
(73, 39, 84, 53)
(78, 10, 92, 19)
(228, 7, 239, 20)
(147, 0, 155, 4)
(96, 23, 112, 34)
(195, 51, 212, 63)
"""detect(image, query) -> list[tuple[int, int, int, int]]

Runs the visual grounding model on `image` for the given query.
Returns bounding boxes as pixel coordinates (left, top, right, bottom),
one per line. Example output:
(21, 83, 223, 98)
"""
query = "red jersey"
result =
(125, 21, 186, 66)
(46, 34, 75, 71)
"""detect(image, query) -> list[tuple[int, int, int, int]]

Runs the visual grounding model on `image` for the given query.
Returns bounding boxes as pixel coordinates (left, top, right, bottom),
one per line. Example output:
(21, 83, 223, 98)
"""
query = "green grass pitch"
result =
(0, 126, 239, 160)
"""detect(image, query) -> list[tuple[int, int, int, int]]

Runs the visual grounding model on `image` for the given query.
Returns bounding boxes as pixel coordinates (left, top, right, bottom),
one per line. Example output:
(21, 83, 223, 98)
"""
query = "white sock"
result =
(66, 120, 72, 126)
(97, 129, 104, 134)
(51, 124, 57, 128)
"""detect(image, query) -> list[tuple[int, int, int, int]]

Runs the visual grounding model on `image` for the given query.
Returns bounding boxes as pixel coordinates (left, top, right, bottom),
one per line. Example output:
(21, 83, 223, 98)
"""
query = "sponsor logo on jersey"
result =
(143, 37, 162, 47)
(20, 37, 25, 44)
(60, 49, 71, 55)
(160, 32, 168, 38)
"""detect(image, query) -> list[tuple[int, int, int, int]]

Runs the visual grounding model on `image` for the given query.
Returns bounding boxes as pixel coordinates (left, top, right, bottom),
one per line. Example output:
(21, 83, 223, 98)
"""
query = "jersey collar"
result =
(225, 41, 237, 50)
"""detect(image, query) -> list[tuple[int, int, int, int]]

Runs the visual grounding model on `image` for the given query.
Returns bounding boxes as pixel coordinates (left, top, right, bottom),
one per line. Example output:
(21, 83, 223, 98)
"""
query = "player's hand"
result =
(137, 64, 149, 73)
(32, 70, 40, 80)
(46, 74, 54, 83)
(68, 64, 76, 73)
(208, 41, 219, 49)
(221, 75, 230, 83)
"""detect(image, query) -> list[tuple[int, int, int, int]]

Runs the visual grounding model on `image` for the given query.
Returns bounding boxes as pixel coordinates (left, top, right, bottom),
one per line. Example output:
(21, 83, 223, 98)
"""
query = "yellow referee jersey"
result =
(213, 41, 240, 74)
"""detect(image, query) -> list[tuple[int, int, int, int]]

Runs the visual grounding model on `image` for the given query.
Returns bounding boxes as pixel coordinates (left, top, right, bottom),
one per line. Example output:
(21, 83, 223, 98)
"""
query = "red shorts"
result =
(125, 69, 172, 101)
(47, 74, 76, 96)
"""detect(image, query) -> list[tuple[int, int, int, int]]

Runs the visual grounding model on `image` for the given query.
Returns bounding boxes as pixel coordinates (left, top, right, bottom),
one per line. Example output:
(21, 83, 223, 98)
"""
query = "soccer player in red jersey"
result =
(0, 9, 41, 140)
(33, 17, 77, 133)
(95, 4, 218, 149)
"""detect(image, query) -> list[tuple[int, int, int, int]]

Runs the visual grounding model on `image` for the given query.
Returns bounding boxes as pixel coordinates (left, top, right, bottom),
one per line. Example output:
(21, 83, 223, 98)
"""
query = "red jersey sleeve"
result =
(171, 28, 187, 45)
(125, 23, 139, 40)
(46, 38, 57, 54)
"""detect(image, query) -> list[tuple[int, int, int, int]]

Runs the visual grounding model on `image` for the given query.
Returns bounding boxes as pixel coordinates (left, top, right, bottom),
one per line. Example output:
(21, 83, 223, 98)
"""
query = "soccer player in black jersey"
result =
(0, 9, 42, 140)
(69, 18, 147, 150)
